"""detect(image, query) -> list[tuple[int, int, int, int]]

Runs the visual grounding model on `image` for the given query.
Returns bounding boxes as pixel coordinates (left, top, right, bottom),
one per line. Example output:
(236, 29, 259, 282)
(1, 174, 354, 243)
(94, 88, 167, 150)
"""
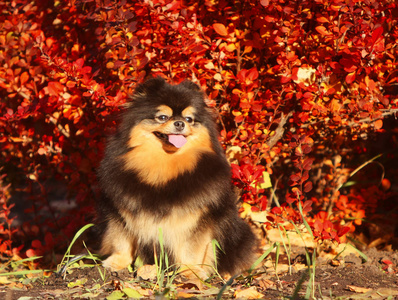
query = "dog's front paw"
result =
(102, 253, 132, 271)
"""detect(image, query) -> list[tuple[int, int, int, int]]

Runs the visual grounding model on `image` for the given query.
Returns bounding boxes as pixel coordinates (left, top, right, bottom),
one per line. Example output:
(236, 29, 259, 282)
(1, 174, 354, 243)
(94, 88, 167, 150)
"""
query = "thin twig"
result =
(267, 111, 293, 149)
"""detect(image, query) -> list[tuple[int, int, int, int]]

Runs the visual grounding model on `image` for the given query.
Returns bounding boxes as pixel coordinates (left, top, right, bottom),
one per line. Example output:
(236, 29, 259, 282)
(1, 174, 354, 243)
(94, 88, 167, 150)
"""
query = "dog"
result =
(97, 77, 256, 277)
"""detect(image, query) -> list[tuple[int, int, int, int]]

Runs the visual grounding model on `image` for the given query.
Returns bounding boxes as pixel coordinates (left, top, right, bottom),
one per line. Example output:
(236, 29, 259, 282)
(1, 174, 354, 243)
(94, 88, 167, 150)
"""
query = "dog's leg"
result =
(175, 230, 215, 280)
(100, 219, 136, 271)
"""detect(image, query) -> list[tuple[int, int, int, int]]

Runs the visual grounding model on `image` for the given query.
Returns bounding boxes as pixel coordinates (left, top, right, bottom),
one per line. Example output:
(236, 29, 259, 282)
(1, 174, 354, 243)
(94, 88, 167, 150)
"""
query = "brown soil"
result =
(1, 247, 397, 300)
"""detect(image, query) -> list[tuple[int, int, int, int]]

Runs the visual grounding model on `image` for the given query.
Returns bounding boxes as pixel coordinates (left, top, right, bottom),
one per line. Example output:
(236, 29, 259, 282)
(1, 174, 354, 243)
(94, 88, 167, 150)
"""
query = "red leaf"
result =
(295, 146, 303, 156)
(75, 58, 85, 69)
(26, 249, 37, 258)
(340, 58, 357, 72)
(346, 72, 356, 84)
(266, 215, 275, 222)
(371, 26, 383, 45)
(281, 75, 291, 83)
(213, 23, 228, 36)
(271, 207, 282, 215)
(303, 158, 314, 170)
(323, 220, 333, 231)
(314, 220, 323, 232)
(31, 239, 43, 249)
(304, 181, 313, 193)
(381, 259, 393, 265)
(303, 200, 313, 210)
(290, 173, 301, 182)
(337, 226, 350, 237)
(231, 164, 241, 179)
(286, 192, 297, 204)
(247, 67, 259, 81)
(47, 81, 64, 96)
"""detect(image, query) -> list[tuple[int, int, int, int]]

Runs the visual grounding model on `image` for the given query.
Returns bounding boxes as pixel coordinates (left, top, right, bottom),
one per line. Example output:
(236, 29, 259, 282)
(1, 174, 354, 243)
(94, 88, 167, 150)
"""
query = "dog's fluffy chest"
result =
(121, 206, 202, 244)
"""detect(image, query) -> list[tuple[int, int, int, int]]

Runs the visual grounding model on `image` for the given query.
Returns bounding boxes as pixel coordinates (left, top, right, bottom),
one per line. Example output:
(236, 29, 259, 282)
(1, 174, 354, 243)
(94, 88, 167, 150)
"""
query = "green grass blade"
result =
(59, 223, 94, 270)
(66, 223, 94, 255)
(216, 274, 237, 300)
(310, 249, 316, 298)
(211, 239, 223, 272)
(279, 226, 292, 274)
(291, 269, 308, 300)
(11, 256, 43, 264)
(305, 273, 313, 299)
(0, 269, 46, 276)
(347, 243, 368, 262)
(249, 242, 277, 273)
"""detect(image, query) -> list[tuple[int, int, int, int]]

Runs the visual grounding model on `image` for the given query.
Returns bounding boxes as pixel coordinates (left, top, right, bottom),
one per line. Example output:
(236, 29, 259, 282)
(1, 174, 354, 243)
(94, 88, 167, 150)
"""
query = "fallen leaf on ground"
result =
(330, 259, 341, 266)
(176, 290, 201, 298)
(346, 285, 373, 293)
(293, 263, 307, 272)
(106, 290, 125, 300)
(176, 282, 200, 290)
(0, 277, 12, 284)
(124, 282, 151, 297)
(257, 278, 275, 289)
(136, 264, 157, 280)
(123, 287, 142, 298)
(234, 286, 264, 299)
(67, 278, 87, 288)
(342, 287, 398, 299)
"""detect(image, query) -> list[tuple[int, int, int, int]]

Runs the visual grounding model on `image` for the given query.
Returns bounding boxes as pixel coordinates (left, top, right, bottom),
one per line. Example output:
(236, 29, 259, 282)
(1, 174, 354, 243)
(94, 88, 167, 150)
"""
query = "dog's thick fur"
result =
(97, 77, 256, 276)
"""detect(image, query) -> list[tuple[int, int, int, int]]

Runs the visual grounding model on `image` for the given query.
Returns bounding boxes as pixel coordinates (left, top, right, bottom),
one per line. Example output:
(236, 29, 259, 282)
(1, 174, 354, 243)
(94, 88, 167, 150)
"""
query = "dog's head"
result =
(118, 77, 223, 185)
(123, 77, 218, 154)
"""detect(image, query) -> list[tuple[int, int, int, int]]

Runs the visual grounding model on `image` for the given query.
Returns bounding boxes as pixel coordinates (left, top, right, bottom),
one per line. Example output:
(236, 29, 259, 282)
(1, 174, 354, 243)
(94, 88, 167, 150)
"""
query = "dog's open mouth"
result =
(154, 132, 187, 149)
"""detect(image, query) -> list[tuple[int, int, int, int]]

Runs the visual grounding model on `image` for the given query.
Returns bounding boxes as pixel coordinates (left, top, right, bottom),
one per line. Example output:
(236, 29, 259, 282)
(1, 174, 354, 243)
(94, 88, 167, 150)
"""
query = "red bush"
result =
(1, 0, 397, 262)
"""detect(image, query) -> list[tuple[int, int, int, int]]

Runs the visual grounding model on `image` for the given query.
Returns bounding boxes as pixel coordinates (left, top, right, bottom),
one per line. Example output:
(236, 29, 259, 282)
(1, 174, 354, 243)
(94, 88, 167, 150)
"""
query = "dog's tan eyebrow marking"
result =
(156, 105, 173, 116)
(182, 106, 196, 118)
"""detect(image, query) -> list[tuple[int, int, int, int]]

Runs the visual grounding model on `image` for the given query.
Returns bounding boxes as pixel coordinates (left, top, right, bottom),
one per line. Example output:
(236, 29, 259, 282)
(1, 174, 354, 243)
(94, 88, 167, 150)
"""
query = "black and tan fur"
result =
(97, 77, 256, 276)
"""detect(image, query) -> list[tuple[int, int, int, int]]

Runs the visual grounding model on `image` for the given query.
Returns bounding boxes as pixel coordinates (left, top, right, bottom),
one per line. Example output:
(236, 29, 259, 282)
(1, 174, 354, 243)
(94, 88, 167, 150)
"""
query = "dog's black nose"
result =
(174, 121, 185, 131)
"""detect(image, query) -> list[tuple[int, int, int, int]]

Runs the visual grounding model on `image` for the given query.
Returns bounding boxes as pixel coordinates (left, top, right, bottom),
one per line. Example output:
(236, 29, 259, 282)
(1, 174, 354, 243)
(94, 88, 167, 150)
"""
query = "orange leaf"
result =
(374, 119, 383, 129)
(66, 81, 76, 88)
(225, 43, 236, 52)
(315, 26, 332, 36)
(20, 72, 29, 85)
(234, 287, 264, 299)
(347, 286, 372, 293)
(381, 178, 391, 190)
(213, 23, 228, 36)
(316, 16, 329, 23)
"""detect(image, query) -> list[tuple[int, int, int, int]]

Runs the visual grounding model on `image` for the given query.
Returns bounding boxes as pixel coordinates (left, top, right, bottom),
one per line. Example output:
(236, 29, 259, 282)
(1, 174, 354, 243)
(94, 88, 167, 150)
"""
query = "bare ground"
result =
(1, 245, 397, 300)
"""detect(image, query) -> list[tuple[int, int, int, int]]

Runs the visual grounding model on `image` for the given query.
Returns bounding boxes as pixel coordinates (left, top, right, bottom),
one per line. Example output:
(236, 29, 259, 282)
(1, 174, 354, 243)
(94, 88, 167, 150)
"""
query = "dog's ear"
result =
(179, 80, 202, 92)
(135, 77, 167, 96)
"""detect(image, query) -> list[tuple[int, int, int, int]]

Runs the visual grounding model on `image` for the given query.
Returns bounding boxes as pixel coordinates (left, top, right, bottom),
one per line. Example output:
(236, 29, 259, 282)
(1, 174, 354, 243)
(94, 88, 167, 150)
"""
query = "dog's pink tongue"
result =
(168, 134, 187, 148)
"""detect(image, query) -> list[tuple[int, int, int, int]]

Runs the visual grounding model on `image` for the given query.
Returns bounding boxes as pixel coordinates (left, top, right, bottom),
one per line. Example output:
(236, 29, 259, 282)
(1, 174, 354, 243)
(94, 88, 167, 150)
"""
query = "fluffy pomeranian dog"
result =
(97, 77, 256, 276)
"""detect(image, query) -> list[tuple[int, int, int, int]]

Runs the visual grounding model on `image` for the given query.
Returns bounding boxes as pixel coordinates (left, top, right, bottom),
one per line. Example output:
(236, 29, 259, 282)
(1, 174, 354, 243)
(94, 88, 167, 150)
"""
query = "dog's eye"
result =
(185, 117, 194, 124)
(156, 115, 169, 122)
